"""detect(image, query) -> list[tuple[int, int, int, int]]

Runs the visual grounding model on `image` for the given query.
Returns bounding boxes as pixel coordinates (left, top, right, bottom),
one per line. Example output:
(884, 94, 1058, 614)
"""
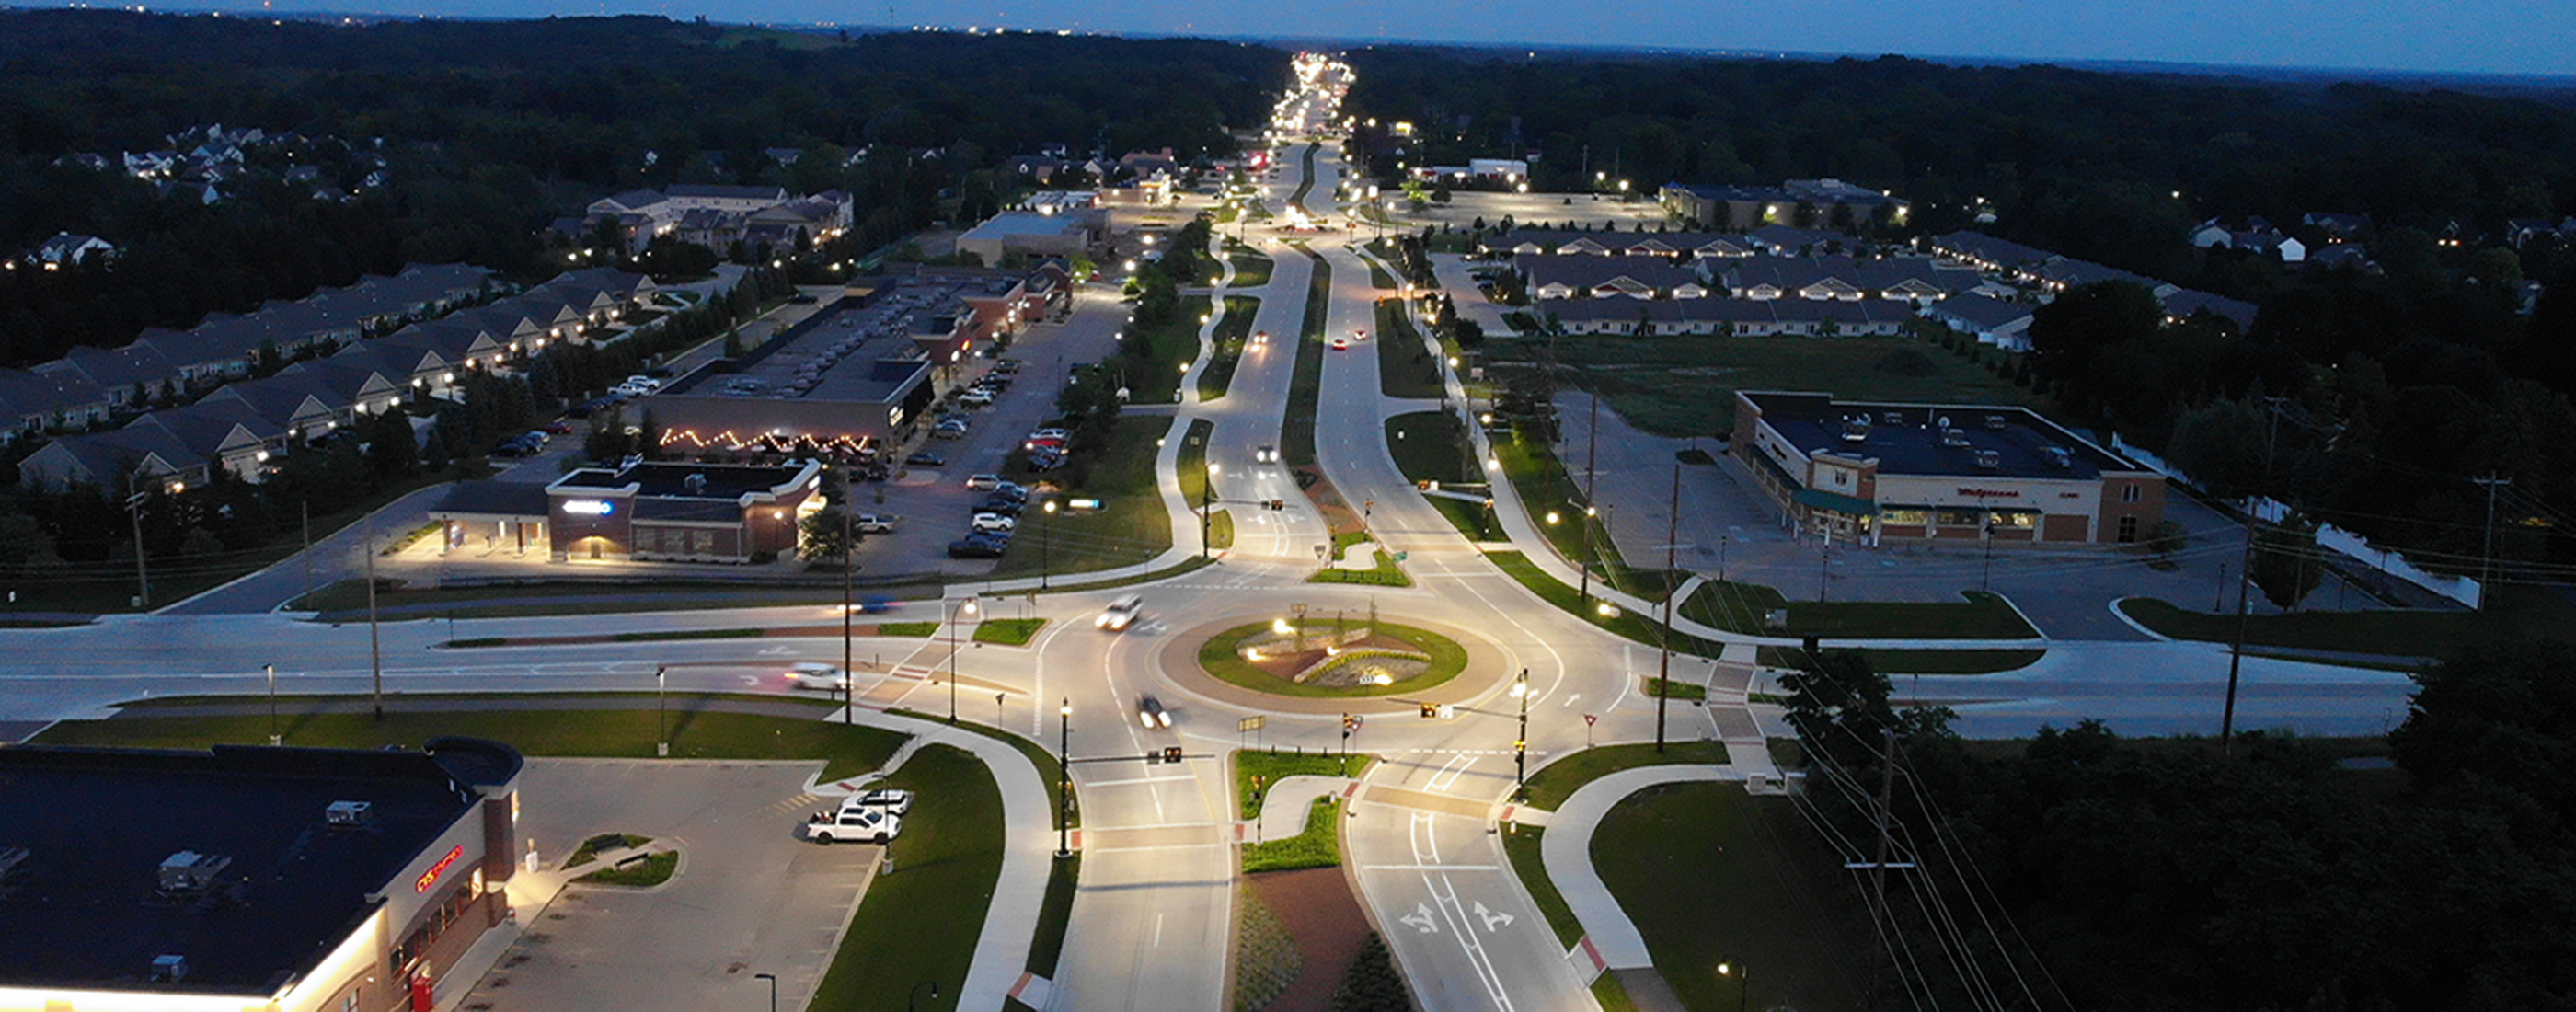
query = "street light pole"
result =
(753, 972, 776, 1012)
(656, 664, 668, 757)
(842, 501, 855, 724)
(266, 664, 280, 746)
(365, 521, 383, 721)
(1057, 699, 1074, 857)
(1512, 668, 1531, 802)
(948, 597, 977, 723)
(124, 481, 152, 609)
(1718, 961, 1749, 1012)
(1201, 457, 1221, 561)
(907, 981, 941, 1012)
(1042, 500, 1057, 590)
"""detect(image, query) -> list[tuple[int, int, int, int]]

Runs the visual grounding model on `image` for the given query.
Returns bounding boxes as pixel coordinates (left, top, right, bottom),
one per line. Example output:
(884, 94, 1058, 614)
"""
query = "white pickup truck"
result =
(806, 798, 903, 844)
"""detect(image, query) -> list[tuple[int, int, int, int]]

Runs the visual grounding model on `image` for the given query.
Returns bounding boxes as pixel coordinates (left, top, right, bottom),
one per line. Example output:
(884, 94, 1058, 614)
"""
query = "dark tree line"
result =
(1788, 645, 2576, 1011)
(0, 10, 1281, 366)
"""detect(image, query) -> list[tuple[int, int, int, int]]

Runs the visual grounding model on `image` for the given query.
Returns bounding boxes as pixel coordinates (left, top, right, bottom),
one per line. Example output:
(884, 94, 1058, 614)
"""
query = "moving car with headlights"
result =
(1097, 594, 1144, 631)
(1137, 695, 1171, 729)
(786, 662, 852, 691)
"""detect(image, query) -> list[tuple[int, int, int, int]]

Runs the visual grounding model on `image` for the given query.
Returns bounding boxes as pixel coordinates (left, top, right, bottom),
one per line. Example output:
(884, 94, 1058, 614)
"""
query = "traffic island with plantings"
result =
(579, 847, 679, 888)
(1224, 244, 1275, 288)
(1241, 795, 1343, 872)
(1309, 530, 1409, 587)
(972, 618, 1046, 646)
(1236, 748, 1375, 819)
(1199, 618, 1466, 697)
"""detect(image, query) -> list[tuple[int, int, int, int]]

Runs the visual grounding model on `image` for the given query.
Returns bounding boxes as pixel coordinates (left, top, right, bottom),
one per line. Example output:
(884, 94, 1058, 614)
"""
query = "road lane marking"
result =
(1474, 902, 1515, 932)
(1410, 812, 1514, 1010)
(1425, 754, 1478, 792)
(1363, 864, 1498, 871)
(1081, 774, 1198, 788)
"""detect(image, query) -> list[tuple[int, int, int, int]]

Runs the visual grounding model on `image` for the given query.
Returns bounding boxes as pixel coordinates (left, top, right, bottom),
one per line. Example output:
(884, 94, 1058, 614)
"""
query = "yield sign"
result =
(1583, 713, 1598, 727)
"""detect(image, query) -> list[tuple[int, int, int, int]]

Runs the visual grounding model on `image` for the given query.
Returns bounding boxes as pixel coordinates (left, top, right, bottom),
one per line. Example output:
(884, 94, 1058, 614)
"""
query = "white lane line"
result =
(1363, 864, 1500, 871)
(1425, 754, 1478, 793)
(1083, 821, 1220, 832)
(1081, 774, 1198, 788)
(1411, 812, 1514, 1011)
(1154, 914, 1166, 948)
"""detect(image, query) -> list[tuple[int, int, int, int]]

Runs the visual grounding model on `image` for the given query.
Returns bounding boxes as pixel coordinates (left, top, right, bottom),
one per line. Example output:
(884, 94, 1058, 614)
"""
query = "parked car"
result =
(960, 389, 995, 408)
(1097, 594, 1144, 631)
(995, 359, 1025, 374)
(965, 474, 1003, 492)
(975, 496, 1024, 516)
(543, 421, 576, 435)
(1025, 428, 1068, 443)
(971, 513, 1017, 533)
(905, 451, 948, 467)
(992, 481, 1030, 501)
(947, 536, 1007, 559)
(851, 788, 914, 815)
(932, 420, 970, 440)
(1028, 447, 1066, 471)
(785, 661, 851, 691)
(855, 514, 900, 534)
(807, 799, 900, 844)
(1137, 695, 1171, 729)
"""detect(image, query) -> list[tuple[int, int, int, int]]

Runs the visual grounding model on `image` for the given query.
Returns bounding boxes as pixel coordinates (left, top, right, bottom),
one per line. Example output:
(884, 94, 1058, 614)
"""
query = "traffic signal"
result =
(1341, 713, 1357, 733)
(1161, 746, 1184, 764)
(1420, 703, 1438, 719)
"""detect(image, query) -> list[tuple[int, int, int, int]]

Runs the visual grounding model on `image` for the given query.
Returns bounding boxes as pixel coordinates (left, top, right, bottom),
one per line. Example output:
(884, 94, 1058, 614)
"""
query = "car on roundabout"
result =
(1097, 594, 1144, 631)
(1137, 695, 1172, 729)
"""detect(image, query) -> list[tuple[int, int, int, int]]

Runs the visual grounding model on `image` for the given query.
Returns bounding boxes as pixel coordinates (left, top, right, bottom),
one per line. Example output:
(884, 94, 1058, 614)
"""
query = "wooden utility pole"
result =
(366, 522, 383, 721)
(2474, 475, 2511, 611)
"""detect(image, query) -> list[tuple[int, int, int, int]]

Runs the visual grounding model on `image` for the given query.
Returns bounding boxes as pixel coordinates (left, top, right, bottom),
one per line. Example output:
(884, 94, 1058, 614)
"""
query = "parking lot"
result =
(843, 282, 1132, 579)
(463, 759, 876, 1012)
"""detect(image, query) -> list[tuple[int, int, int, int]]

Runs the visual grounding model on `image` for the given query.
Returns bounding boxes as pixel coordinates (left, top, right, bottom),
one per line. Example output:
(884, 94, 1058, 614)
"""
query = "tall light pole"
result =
(1056, 698, 1073, 857)
(753, 972, 776, 1012)
(366, 521, 383, 721)
(1201, 457, 1221, 560)
(907, 982, 941, 1012)
(1581, 392, 1600, 602)
(656, 664, 668, 757)
(841, 494, 855, 724)
(1512, 669, 1531, 801)
(1041, 500, 1057, 590)
(1718, 961, 1749, 1012)
(265, 664, 280, 745)
(947, 597, 978, 722)
(1578, 504, 1596, 604)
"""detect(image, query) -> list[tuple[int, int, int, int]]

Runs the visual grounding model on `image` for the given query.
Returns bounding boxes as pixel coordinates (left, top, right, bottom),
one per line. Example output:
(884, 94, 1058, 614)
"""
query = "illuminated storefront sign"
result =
(562, 500, 615, 516)
(415, 845, 465, 893)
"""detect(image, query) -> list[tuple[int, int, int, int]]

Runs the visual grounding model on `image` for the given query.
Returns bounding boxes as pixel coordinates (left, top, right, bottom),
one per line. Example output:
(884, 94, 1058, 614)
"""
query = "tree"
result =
(2025, 280, 2164, 421)
(2391, 640, 2576, 824)
(799, 507, 857, 562)
(2164, 398, 2270, 498)
(362, 409, 419, 481)
(2248, 514, 2324, 609)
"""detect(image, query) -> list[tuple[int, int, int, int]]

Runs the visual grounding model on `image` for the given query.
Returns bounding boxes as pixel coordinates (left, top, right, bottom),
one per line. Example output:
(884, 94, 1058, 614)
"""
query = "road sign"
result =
(1584, 713, 1598, 727)
(1238, 715, 1266, 732)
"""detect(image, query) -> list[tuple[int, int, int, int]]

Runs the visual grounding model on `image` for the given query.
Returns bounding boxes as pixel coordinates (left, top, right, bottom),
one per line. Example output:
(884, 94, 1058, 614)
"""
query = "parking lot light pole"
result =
(656, 664, 668, 757)
(1512, 669, 1532, 802)
(948, 597, 978, 723)
(1718, 962, 1748, 1012)
(266, 664, 280, 745)
(753, 972, 776, 1012)
(1041, 500, 1057, 590)
(843, 500, 855, 724)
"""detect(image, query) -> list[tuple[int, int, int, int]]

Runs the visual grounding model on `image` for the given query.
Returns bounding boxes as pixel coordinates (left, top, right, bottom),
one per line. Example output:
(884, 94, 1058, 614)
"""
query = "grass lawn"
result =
(288, 578, 881, 622)
(1428, 495, 1500, 541)
(1385, 411, 1478, 485)
(1228, 249, 1275, 288)
(1520, 741, 1732, 811)
(989, 415, 1178, 578)
(1309, 548, 1409, 587)
(1375, 299, 1446, 399)
(1365, 259, 1398, 290)
(1491, 431, 1685, 600)
(1489, 551, 1722, 658)
(973, 618, 1046, 646)
(1282, 249, 1330, 466)
(1642, 677, 1707, 700)
(564, 832, 650, 867)
(1683, 583, 2039, 639)
(1121, 293, 1212, 405)
(897, 711, 1079, 830)
(1198, 619, 1466, 698)
(1242, 796, 1342, 872)
(1502, 826, 1582, 945)
(1492, 331, 2043, 438)
(611, 627, 765, 642)
(1026, 855, 1081, 977)
(578, 849, 678, 887)
(1197, 295, 1261, 401)
(1755, 646, 2048, 675)
(2116, 584, 2576, 661)
(1236, 749, 1374, 819)
(1593, 783, 1873, 1012)
(809, 744, 1003, 1012)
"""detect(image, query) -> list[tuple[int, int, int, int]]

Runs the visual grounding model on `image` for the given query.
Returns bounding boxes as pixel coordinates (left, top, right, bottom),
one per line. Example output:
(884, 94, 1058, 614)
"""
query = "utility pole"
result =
(1581, 393, 1599, 603)
(266, 664, 280, 745)
(1869, 727, 1899, 951)
(124, 479, 152, 609)
(301, 500, 312, 606)
(2224, 395, 2294, 756)
(1656, 462, 1678, 753)
(2475, 475, 2511, 611)
(365, 522, 383, 721)
(1056, 698, 1073, 858)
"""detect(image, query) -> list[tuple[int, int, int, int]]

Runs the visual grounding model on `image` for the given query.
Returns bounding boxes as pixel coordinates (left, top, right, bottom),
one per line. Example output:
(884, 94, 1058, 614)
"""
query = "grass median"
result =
(1375, 299, 1445, 398)
(1282, 247, 1330, 467)
(1385, 411, 1477, 485)
(1196, 294, 1261, 401)
(1488, 550, 1721, 657)
(1236, 748, 1374, 820)
(1682, 582, 2040, 640)
(1226, 245, 1275, 288)
(1241, 795, 1342, 872)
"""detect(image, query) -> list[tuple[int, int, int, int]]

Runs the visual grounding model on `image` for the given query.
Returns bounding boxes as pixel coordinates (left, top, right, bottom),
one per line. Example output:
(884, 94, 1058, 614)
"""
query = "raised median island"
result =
(1197, 617, 1466, 698)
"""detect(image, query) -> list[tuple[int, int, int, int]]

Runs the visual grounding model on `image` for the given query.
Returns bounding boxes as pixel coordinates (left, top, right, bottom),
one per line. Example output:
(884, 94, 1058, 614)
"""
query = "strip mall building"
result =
(0, 738, 524, 1012)
(1733, 391, 2165, 546)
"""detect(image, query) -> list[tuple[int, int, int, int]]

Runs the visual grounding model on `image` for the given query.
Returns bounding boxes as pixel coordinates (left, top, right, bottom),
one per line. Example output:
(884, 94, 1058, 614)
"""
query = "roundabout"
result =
(1153, 610, 1519, 715)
